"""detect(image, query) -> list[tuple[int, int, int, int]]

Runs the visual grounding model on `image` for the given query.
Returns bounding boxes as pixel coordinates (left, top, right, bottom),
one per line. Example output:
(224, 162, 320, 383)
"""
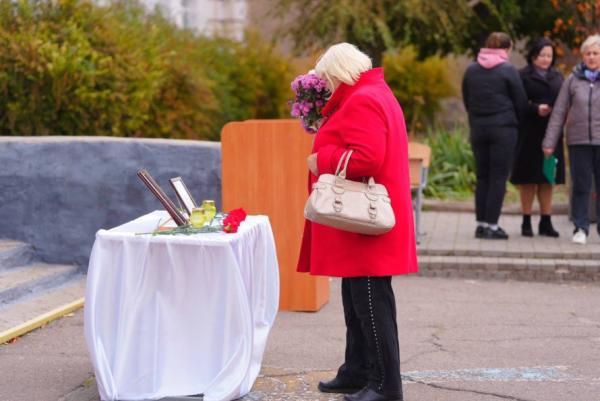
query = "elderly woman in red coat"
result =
(296, 43, 418, 401)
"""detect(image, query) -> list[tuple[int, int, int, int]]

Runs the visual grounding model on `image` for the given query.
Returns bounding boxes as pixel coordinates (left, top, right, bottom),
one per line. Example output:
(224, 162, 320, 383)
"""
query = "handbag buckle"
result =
(333, 196, 343, 212)
(369, 202, 377, 219)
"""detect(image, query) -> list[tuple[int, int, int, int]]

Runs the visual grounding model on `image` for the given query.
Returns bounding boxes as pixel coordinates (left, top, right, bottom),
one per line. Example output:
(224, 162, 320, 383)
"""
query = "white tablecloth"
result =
(84, 211, 280, 401)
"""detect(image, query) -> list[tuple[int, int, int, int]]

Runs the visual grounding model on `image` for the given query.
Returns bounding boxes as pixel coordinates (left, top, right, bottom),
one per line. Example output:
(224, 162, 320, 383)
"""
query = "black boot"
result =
(539, 215, 559, 237)
(318, 376, 367, 394)
(521, 215, 533, 237)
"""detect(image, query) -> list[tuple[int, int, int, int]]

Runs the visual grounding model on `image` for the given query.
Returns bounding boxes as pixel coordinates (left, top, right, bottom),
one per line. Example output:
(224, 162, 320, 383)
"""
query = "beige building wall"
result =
(136, 0, 249, 40)
(246, 0, 296, 53)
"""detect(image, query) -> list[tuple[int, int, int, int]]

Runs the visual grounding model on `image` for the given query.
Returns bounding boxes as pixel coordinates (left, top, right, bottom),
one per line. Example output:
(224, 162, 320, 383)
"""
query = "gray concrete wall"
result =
(0, 137, 221, 268)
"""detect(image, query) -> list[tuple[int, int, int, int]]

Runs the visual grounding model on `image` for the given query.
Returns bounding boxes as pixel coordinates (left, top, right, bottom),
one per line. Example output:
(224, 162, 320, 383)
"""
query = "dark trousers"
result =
(337, 276, 403, 397)
(470, 125, 518, 225)
(569, 145, 600, 234)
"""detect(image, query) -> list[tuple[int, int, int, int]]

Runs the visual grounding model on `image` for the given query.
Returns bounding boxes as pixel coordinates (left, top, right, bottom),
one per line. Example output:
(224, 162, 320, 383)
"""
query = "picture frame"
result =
(137, 170, 188, 226)
(169, 177, 198, 216)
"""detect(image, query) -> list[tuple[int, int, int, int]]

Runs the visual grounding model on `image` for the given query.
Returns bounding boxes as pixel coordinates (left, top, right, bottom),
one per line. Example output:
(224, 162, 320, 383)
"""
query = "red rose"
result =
(229, 208, 247, 222)
(222, 208, 247, 233)
(223, 223, 239, 233)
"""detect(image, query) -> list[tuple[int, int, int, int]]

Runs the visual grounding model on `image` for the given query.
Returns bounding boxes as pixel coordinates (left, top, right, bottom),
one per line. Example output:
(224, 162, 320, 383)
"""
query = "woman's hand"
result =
(538, 104, 552, 117)
(542, 147, 554, 159)
(307, 153, 319, 176)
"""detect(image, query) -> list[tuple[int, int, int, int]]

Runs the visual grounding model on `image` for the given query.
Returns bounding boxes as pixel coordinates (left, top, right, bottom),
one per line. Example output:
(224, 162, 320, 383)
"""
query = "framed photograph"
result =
(169, 177, 197, 216)
(137, 170, 188, 226)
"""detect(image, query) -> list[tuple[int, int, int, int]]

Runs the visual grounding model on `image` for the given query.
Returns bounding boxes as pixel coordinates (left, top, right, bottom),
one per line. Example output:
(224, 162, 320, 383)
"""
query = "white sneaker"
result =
(572, 230, 587, 245)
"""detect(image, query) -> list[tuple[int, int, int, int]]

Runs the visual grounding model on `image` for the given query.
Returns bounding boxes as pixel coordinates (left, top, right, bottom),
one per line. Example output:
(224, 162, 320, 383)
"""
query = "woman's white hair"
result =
(315, 43, 372, 92)
(581, 34, 600, 53)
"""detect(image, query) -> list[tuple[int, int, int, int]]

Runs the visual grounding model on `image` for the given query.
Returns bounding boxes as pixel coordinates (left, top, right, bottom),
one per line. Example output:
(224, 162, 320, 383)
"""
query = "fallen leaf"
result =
(8, 337, 19, 344)
(65, 313, 75, 317)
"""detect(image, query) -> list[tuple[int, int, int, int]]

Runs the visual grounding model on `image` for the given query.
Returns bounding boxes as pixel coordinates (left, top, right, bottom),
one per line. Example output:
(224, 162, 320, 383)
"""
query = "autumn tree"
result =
(270, 0, 474, 66)
(270, 0, 570, 63)
(461, 0, 558, 52)
(548, 0, 600, 55)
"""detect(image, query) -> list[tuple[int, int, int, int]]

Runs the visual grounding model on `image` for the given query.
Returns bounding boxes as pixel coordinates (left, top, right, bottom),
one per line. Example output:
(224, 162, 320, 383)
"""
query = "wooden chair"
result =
(408, 143, 431, 244)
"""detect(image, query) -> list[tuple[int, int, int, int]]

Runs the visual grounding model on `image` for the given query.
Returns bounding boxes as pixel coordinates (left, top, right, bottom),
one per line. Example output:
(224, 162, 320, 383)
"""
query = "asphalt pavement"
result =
(2, 276, 600, 401)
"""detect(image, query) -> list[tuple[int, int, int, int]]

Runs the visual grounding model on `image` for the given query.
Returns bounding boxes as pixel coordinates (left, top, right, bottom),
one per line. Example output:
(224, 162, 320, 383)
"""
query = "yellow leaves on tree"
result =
(551, 0, 600, 53)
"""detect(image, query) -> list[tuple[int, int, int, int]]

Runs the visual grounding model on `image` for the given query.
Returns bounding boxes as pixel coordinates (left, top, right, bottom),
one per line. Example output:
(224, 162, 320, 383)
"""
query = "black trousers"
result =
(569, 145, 600, 234)
(470, 125, 518, 225)
(337, 276, 403, 397)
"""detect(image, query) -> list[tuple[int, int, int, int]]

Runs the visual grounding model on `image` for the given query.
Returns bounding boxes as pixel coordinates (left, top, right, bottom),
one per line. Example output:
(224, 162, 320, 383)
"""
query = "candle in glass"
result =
(202, 200, 217, 224)
(189, 207, 206, 228)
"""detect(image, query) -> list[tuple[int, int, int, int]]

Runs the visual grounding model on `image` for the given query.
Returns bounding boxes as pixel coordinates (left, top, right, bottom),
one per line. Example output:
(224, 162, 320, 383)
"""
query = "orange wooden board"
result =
(221, 120, 329, 312)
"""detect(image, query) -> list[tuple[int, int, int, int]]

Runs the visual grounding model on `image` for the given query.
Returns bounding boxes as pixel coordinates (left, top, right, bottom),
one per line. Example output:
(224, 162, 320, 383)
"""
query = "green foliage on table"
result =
(383, 47, 455, 135)
(0, 0, 294, 140)
(136, 213, 228, 236)
(138, 224, 225, 237)
(423, 124, 477, 200)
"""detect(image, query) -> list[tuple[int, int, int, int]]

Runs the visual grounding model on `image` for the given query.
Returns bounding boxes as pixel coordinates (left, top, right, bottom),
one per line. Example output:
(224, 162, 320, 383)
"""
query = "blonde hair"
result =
(314, 43, 372, 92)
(581, 34, 600, 53)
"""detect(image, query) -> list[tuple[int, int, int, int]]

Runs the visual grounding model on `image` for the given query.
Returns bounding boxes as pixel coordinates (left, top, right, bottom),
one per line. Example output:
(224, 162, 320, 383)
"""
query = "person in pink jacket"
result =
(297, 43, 418, 401)
(462, 32, 528, 239)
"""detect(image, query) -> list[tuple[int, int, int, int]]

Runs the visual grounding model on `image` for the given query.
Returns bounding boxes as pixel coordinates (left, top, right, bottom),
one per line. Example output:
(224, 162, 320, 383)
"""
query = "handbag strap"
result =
(333, 150, 378, 190)
(334, 151, 349, 176)
(335, 150, 354, 178)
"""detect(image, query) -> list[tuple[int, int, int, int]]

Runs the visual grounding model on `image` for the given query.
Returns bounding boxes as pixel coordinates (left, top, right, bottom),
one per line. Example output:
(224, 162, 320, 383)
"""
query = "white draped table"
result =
(84, 211, 280, 401)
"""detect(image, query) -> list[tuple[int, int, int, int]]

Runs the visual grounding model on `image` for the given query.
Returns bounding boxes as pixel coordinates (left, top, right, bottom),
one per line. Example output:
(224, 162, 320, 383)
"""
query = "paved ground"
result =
(2, 276, 600, 401)
(417, 212, 600, 259)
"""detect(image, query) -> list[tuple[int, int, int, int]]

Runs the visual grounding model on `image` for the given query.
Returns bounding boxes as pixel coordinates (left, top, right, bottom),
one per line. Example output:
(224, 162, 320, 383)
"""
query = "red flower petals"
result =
(223, 208, 247, 233)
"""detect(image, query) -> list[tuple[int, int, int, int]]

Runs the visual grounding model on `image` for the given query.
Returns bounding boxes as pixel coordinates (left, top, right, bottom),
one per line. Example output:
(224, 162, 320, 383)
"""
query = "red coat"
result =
(296, 68, 419, 277)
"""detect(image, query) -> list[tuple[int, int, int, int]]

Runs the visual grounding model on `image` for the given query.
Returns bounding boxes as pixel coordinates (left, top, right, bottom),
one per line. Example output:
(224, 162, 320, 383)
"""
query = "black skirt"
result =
(511, 129, 566, 185)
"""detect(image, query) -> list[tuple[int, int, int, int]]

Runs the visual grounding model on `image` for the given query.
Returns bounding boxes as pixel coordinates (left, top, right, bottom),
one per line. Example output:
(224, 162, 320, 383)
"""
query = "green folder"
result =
(543, 154, 557, 185)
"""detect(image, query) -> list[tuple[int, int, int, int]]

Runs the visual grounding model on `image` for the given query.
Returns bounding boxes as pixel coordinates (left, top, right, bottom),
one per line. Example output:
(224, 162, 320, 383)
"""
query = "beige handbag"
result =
(304, 150, 395, 235)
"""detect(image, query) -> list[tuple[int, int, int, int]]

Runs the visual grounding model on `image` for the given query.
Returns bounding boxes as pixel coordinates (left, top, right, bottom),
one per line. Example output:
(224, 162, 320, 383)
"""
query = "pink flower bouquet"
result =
(288, 73, 328, 134)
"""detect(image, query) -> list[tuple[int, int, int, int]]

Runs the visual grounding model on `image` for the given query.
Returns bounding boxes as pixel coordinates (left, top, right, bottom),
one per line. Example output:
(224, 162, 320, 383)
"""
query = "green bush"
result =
(423, 124, 477, 199)
(0, 0, 293, 140)
(383, 46, 455, 135)
(196, 32, 296, 136)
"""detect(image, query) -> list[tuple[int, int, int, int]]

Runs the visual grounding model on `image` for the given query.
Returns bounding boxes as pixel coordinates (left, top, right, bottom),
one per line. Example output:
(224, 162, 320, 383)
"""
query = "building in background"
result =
(138, 0, 248, 40)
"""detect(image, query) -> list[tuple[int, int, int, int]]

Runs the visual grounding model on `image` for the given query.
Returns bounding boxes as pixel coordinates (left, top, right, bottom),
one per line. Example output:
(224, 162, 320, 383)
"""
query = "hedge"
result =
(0, 0, 294, 140)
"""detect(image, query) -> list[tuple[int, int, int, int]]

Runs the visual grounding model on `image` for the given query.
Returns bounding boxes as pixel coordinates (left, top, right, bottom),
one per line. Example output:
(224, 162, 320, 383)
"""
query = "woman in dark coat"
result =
(511, 38, 565, 237)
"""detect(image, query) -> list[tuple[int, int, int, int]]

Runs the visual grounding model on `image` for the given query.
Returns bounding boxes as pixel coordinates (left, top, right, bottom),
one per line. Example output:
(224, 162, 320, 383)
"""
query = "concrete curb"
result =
(418, 255, 600, 283)
(418, 246, 600, 260)
(0, 297, 84, 344)
(0, 242, 35, 272)
(423, 200, 569, 215)
(0, 266, 81, 307)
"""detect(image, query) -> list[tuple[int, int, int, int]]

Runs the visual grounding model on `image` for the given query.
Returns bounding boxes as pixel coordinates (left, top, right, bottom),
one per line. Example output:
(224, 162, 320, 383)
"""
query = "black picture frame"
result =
(138, 170, 188, 226)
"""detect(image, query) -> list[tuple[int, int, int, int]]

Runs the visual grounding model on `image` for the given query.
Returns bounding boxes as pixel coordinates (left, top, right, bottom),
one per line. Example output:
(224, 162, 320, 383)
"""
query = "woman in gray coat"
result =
(543, 34, 600, 245)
